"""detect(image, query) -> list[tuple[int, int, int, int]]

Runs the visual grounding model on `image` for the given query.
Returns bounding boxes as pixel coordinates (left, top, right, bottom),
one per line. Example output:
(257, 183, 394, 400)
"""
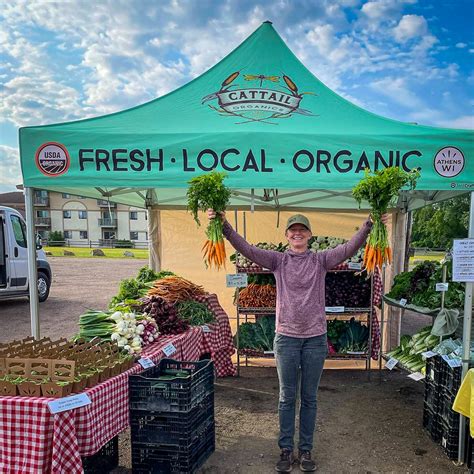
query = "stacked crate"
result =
(423, 355, 443, 443)
(423, 355, 465, 460)
(439, 360, 463, 459)
(129, 359, 215, 473)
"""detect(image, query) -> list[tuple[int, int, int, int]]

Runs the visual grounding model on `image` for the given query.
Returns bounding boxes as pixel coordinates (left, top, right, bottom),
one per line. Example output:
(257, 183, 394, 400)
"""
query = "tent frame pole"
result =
(458, 191, 474, 464)
(25, 187, 40, 339)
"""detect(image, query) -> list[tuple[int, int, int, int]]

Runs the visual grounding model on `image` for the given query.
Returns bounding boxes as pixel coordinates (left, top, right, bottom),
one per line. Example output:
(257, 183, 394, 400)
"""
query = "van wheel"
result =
(37, 271, 50, 302)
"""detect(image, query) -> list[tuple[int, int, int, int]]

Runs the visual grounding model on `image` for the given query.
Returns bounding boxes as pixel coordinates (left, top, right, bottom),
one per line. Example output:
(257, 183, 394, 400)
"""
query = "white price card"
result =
(263, 351, 275, 355)
(422, 351, 437, 359)
(435, 283, 449, 292)
(441, 355, 462, 368)
(138, 357, 155, 369)
(348, 262, 362, 270)
(399, 298, 407, 307)
(162, 343, 177, 357)
(201, 325, 212, 333)
(226, 273, 248, 288)
(385, 358, 398, 370)
(48, 393, 91, 414)
(408, 372, 425, 381)
(453, 239, 474, 282)
(325, 306, 345, 313)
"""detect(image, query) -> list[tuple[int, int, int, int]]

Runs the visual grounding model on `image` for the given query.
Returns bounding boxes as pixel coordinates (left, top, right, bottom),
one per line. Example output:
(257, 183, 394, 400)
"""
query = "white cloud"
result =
(0, 0, 470, 133)
(456, 42, 467, 48)
(370, 76, 424, 109)
(393, 15, 428, 42)
(437, 115, 474, 130)
(0, 145, 21, 193)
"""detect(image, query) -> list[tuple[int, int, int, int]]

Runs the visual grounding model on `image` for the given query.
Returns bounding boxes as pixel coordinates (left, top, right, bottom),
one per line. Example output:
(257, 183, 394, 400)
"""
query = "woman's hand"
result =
(369, 213, 390, 224)
(207, 208, 227, 223)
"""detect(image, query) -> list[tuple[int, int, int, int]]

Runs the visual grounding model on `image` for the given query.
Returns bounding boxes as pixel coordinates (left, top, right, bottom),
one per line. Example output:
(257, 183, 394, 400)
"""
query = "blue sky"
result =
(1, 0, 473, 193)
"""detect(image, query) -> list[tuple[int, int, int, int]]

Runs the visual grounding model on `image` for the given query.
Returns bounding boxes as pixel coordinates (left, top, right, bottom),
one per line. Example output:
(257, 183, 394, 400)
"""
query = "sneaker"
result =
(298, 450, 316, 472)
(275, 448, 294, 472)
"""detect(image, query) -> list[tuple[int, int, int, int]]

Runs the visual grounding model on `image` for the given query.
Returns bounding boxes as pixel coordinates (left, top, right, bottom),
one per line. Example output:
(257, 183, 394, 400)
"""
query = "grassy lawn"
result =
(44, 246, 149, 259)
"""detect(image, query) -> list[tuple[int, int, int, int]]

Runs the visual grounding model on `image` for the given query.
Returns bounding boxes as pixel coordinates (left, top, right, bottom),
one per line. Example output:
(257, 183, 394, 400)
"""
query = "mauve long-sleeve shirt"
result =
(223, 219, 373, 338)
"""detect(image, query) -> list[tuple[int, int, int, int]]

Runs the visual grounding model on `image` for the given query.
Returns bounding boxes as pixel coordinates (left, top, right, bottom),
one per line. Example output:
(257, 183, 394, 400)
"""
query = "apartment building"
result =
(33, 190, 148, 243)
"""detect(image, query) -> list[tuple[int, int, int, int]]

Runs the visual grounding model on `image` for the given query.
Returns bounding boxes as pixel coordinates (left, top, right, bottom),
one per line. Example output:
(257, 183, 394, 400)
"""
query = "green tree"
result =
(411, 194, 470, 249)
(48, 230, 65, 247)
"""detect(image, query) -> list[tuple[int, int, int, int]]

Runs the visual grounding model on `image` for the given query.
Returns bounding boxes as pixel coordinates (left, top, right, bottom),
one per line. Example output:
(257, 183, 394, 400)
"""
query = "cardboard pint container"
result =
(41, 382, 73, 398)
(0, 381, 17, 396)
(18, 381, 42, 397)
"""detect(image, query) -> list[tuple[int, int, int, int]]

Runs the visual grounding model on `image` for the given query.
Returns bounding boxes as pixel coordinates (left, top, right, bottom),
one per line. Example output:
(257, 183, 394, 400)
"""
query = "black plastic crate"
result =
(132, 419, 215, 473)
(130, 393, 214, 445)
(441, 360, 462, 396)
(440, 389, 460, 429)
(129, 358, 214, 413)
(423, 403, 441, 443)
(424, 379, 442, 413)
(426, 355, 444, 386)
(440, 419, 460, 460)
(81, 436, 119, 473)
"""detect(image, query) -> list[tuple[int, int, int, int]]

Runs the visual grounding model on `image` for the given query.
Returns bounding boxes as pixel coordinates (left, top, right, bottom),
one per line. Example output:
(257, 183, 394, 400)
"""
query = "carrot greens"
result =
(187, 171, 232, 269)
(352, 166, 420, 275)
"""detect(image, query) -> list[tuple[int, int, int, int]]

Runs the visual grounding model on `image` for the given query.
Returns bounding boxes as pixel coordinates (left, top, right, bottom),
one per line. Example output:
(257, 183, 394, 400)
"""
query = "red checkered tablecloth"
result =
(193, 293, 236, 377)
(0, 306, 235, 474)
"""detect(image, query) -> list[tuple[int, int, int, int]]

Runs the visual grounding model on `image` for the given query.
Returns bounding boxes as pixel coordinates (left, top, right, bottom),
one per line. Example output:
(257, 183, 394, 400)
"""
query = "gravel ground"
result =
(0, 258, 468, 473)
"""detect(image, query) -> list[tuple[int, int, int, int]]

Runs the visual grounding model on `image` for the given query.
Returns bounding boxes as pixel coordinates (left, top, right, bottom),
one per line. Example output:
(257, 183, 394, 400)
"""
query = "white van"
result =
(0, 206, 52, 302)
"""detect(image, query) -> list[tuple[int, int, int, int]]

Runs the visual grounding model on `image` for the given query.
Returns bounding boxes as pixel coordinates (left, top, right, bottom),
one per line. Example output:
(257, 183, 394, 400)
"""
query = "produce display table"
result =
(0, 299, 235, 473)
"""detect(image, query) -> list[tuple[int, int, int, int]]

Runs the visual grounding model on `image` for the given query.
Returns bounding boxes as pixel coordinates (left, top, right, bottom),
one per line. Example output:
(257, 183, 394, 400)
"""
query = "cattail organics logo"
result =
(202, 71, 314, 124)
(35, 142, 70, 177)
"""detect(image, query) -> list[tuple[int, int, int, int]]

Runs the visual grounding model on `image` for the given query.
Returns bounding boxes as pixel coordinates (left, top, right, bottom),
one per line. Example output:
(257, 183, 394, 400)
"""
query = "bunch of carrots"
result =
(362, 220, 392, 275)
(353, 167, 420, 275)
(187, 171, 231, 270)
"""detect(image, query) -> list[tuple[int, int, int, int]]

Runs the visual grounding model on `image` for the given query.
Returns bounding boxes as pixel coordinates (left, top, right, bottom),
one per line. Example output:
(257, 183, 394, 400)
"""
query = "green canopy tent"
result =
(19, 21, 472, 212)
(18, 20, 474, 461)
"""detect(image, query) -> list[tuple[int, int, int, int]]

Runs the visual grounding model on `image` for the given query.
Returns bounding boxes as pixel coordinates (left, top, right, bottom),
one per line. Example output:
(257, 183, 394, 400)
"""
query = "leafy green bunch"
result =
(176, 300, 215, 326)
(187, 171, 232, 226)
(352, 166, 420, 215)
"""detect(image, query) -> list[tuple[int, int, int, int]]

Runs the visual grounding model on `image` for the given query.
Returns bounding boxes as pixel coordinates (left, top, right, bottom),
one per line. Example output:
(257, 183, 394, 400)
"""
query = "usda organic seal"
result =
(35, 142, 70, 177)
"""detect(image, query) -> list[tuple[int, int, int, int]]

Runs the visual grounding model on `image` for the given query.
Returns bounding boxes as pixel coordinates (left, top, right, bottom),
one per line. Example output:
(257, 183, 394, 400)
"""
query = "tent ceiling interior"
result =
(19, 21, 473, 212)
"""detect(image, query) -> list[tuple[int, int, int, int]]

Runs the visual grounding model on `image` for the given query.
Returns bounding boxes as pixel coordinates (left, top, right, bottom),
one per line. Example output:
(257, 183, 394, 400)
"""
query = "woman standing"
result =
(208, 209, 389, 472)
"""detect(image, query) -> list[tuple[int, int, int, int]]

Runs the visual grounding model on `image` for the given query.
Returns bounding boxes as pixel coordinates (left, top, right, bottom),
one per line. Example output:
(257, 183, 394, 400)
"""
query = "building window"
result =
(64, 230, 72, 239)
(145, 232, 148, 240)
(62, 193, 71, 199)
(130, 231, 139, 240)
(130, 211, 138, 220)
(63, 210, 72, 219)
(103, 230, 115, 240)
(78, 210, 87, 219)
(36, 210, 49, 218)
(79, 231, 88, 239)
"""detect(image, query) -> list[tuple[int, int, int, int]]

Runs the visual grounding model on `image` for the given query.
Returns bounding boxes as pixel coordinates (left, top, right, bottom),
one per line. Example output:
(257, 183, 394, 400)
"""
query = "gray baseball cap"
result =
(285, 214, 312, 232)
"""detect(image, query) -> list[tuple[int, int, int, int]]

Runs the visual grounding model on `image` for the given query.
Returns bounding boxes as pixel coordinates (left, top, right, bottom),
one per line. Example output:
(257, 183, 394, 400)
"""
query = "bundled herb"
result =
(187, 171, 232, 269)
(110, 267, 175, 307)
(177, 300, 215, 326)
(352, 167, 420, 275)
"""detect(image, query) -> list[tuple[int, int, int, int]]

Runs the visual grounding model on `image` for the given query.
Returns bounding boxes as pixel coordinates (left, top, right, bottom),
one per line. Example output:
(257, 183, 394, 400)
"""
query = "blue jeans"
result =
(274, 333, 327, 452)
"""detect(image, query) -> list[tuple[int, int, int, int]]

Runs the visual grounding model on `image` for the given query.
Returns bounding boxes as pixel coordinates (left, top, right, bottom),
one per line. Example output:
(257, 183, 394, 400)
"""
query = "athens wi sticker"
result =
(202, 71, 314, 124)
(35, 142, 70, 177)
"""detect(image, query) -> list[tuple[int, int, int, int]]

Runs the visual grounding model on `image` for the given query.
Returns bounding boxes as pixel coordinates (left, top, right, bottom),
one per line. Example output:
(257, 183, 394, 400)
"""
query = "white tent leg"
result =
(147, 207, 161, 272)
(458, 191, 474, 463)
(25, 187, 40, 339)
